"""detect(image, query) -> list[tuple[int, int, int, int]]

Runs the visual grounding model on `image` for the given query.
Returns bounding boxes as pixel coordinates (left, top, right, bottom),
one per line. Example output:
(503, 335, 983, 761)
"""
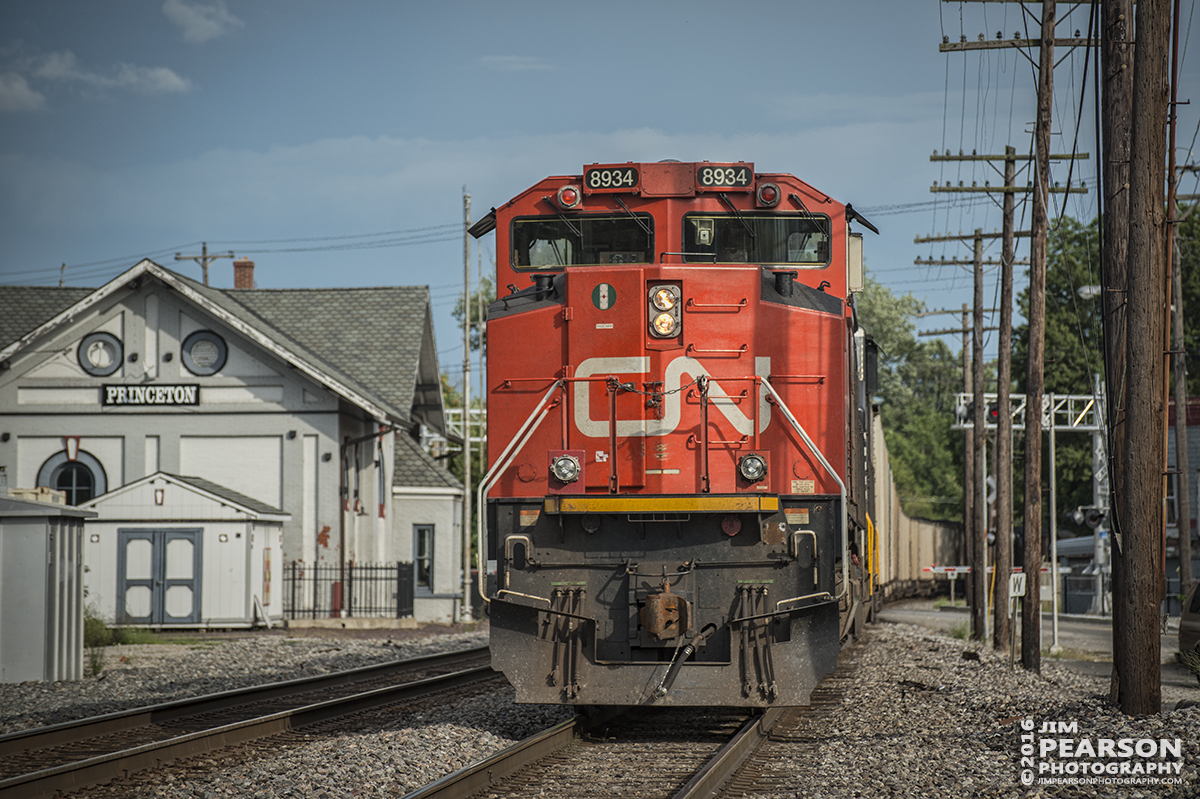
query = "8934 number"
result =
(584, 167, 639, 192)
(696, 165, 753, 190)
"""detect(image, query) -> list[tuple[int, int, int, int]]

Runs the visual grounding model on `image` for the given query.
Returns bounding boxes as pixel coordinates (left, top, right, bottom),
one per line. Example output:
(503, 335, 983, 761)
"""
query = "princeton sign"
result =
(103, 384, 200, 406)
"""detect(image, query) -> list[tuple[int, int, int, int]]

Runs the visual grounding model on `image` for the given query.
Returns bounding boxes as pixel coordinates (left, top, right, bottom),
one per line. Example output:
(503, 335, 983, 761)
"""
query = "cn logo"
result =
(573, 356, 772, 438)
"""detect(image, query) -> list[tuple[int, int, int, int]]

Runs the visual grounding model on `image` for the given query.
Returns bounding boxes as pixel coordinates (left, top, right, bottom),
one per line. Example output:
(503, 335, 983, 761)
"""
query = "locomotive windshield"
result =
(512, 214, 653, 269)
(682, 213, 831, 266)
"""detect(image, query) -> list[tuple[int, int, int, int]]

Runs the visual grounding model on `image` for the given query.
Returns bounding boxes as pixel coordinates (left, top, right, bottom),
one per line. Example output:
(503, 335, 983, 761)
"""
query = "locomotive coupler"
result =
(639, 579, 691, 641)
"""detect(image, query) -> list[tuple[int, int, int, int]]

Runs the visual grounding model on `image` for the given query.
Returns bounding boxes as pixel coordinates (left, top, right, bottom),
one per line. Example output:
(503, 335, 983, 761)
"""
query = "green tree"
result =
(858, 275, 964, 521)
(1013, 216, 1104, 536)
(452, 276, 495, 352)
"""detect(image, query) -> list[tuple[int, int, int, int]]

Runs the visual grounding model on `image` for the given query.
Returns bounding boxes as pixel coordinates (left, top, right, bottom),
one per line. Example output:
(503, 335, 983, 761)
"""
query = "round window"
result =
(181, 330, 228, 375)
(78, 332, 123, 377)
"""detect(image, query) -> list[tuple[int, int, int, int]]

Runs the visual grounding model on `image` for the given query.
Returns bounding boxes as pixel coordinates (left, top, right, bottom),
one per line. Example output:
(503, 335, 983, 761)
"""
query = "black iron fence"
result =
(283, 561, 414, 619)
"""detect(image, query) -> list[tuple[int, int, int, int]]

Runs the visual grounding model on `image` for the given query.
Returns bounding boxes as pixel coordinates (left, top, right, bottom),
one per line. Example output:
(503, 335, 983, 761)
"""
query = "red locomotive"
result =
(470, 160, 878, 707)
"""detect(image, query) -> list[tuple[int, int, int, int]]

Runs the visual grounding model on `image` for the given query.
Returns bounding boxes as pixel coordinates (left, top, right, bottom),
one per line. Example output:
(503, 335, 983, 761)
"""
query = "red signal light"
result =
(556, 185, 582, 209)
(756, 182, 781, 207)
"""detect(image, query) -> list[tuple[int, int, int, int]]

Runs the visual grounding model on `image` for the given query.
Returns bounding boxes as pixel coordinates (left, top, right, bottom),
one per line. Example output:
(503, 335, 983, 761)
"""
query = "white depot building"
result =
(0, 259, 465, 627)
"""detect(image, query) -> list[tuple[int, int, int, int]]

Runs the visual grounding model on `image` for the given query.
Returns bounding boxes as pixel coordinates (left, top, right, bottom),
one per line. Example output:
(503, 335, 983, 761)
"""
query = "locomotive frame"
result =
(470, 161, 879, 707)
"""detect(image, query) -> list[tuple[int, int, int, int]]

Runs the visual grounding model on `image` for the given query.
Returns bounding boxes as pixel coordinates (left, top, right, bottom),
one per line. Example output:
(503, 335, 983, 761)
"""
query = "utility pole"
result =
(920, 161, 1041, 645)
(941, 0, 1092, 668)
(1168, 0, 1193, 624)
(175, 242, 235, 287)
(461, 188, 474, 624)
(1174, 228, 1194, 601)
(1101, 0, 1133, 705)
(1118, 0, 1170, 716)
(1022, 0, 1055, 676)
(919, 305, 990, 608)
(995, 146, 1017, 652)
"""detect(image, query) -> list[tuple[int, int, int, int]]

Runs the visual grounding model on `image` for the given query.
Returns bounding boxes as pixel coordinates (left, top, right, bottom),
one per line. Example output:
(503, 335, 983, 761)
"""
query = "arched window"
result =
(37, 450, 108, 505)
(53, 463, 95, 505)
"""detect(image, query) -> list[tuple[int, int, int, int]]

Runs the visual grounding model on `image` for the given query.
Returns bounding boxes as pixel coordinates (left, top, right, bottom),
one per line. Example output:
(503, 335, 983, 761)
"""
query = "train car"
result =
(469, 160, 879, 707)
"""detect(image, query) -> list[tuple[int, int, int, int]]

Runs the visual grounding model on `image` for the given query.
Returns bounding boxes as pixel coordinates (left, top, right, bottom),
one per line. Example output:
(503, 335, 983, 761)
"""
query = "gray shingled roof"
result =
(0, 268, 435, 427)
(393, 431, 463, 490)
(0, 286, 94, 350)
(169, 474, 286, 515)
(229, 286, 429, 424)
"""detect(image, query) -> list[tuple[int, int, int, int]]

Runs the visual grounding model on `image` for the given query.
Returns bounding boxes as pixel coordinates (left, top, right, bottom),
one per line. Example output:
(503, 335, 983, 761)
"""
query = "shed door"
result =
(117, 529, 202, 624)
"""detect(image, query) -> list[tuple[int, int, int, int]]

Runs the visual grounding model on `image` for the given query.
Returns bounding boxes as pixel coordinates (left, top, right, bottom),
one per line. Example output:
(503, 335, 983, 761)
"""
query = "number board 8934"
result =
(583, 166, 640, 193)
(695, 163, 754, 191)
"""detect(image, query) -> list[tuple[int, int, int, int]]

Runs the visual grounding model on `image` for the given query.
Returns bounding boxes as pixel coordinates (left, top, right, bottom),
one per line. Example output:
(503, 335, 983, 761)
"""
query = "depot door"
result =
(116, 529, 202, 624)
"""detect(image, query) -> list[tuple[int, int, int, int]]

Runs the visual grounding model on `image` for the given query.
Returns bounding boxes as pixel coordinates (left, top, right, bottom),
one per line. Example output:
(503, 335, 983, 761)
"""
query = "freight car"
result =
(469, 161, 879, 707)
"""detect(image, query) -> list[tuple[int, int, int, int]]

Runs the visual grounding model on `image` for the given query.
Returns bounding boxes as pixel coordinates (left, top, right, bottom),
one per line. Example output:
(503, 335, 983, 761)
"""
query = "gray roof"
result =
(393, 431, 463, 491)
(229, 286, 430, 425)
(0, 266, 440, 429)
(168, 474, 285, 515)
(0, 286, 94, 350)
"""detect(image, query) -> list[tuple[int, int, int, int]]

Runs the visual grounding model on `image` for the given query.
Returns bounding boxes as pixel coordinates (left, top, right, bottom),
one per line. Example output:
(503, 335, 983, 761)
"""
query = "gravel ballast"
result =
(1, 621, 1197, 798)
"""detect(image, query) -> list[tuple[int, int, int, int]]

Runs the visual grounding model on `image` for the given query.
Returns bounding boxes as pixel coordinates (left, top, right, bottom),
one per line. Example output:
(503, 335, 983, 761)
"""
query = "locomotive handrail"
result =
(730, 591, 835, 624)
(686, 343, 747, 355)
(759, 377, 850, 602)
(684, 297, 747, 310)
(476, 381, 562, 605)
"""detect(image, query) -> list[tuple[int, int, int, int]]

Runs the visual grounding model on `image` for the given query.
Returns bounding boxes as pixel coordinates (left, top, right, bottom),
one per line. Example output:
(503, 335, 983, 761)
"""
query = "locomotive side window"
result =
(511, 214, 653, 269)
(682, 213, 831, 266)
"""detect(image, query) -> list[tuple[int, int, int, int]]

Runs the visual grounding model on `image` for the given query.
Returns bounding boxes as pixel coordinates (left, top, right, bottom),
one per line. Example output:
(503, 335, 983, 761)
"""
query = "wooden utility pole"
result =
(461, 188, 474, 624)
(1101, 0, 1134, 704)
(1022, 0, 1056, 675)
(1118, 0, 1170, 716)
(1173, 235, 1193, 600)
(174, 242, 235, 287)
(971, 229, 988, 640)
(995, 147, 1017, 651)
(1168, 0, 1193, 618)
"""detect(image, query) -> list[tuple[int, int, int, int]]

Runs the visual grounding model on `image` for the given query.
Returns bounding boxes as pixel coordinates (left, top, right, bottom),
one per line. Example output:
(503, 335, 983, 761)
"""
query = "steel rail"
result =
(0, 645, 488, 758)
(670, 707, 785, 799)
(400, 716, 582, 799)
(0, 653, 494, 799)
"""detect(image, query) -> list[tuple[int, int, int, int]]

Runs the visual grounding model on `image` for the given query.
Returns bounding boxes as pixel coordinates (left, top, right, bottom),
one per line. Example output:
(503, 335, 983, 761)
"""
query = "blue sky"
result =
(2, 1, 1197, 381)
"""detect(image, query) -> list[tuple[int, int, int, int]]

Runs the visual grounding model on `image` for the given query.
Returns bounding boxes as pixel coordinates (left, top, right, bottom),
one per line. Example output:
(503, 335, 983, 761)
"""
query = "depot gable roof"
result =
(0, 261, 446, 430)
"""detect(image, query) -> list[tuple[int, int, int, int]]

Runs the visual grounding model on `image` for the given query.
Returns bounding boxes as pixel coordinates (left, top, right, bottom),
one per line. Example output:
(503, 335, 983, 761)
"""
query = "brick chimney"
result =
(233, 258, 255, 289)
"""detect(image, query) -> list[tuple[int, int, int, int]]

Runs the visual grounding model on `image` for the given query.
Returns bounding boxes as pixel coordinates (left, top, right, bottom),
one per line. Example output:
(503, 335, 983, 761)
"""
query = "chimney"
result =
(233, 258, 255, 289)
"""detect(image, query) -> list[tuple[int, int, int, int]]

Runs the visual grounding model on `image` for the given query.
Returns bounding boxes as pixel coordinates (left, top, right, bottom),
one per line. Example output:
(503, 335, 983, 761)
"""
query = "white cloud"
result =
(162, 0, 244, 44)
(0, 71, 46, 112)
(34, 51, 191, 94)
(480, 56, 554, 72)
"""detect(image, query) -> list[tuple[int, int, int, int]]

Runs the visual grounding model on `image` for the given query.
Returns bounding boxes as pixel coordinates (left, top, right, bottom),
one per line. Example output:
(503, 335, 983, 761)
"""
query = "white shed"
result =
(80, 472, 288, 628)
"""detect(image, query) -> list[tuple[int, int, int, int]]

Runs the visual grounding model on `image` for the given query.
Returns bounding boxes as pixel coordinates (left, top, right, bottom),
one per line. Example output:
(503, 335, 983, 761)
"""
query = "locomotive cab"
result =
(473, 161, 877, 707)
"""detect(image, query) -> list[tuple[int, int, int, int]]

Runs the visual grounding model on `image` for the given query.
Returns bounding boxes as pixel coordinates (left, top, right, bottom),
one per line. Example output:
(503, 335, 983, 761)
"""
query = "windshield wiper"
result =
(717, 192, 756, 239)
(540, 195, 582, 239)
(612, 196, 652, 236)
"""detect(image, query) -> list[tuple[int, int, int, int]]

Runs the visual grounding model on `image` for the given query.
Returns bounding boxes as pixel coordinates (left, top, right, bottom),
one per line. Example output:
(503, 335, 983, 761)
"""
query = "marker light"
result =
(738, 453, 767, 482)
(651, 287, 677, 311)
(556, 185, 582, 209)
(756, 182, 781, 208)
(652, 312, 677, 336)
(550, 454, 581, 483)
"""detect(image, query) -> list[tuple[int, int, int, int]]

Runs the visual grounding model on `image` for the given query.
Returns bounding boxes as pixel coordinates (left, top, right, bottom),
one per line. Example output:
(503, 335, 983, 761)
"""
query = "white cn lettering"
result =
(572, 356, 772, 438)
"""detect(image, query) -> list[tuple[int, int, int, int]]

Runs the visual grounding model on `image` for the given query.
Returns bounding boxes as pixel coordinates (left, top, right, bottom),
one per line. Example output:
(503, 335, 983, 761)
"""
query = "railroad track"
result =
(0, 645, 492, 799)
(404, 642, 860, 799)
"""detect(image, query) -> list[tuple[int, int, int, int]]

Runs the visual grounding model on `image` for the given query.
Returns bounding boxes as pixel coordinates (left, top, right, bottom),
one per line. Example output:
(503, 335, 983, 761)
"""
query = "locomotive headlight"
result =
(652, 312, 677, 336)
(738, 453, 767, 483)
(651, 287, 677, 311)
(550, 454, 581, 483)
